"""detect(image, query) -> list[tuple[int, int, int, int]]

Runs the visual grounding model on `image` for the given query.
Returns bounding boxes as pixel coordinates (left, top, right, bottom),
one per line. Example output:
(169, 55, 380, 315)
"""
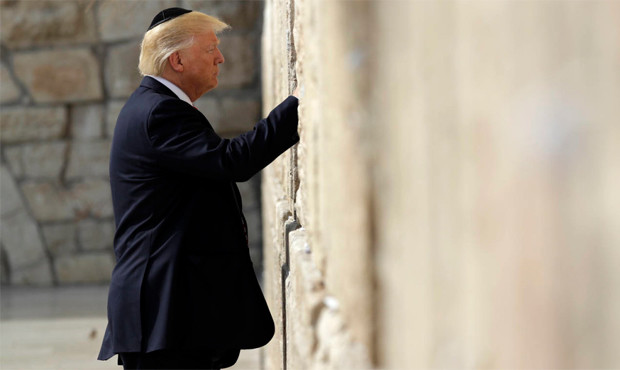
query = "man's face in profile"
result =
(178, 29, 225, 97)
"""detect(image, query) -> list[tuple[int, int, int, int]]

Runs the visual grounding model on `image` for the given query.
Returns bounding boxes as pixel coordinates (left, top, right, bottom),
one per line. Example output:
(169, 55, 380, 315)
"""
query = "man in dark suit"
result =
(98, 8, 299, 369)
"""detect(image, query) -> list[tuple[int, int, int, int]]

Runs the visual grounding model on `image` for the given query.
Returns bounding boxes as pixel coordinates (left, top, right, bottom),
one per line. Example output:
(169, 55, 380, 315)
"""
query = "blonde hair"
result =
(139, 11, 229, 76)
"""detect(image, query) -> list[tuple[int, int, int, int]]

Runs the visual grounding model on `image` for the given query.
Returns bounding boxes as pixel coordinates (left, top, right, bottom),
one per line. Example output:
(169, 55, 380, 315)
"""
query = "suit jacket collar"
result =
(140, 76, 177, 99)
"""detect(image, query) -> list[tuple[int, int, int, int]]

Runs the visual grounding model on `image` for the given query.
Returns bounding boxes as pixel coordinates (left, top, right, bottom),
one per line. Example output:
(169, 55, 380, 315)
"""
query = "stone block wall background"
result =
(0, 0, 264, 286)
(262, 1, 620, 369)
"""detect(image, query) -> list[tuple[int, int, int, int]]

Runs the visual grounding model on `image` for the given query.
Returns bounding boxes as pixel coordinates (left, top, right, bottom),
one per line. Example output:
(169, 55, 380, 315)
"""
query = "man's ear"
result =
(168, 51, 184, 73)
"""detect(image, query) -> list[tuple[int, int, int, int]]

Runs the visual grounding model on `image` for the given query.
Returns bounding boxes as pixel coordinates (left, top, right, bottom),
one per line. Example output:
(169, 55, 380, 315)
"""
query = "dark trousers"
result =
(118, 348, 240, 370)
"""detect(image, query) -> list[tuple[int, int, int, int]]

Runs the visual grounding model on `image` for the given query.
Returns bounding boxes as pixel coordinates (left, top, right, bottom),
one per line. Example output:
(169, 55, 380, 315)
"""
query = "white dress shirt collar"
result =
(147, 75, 194, 106)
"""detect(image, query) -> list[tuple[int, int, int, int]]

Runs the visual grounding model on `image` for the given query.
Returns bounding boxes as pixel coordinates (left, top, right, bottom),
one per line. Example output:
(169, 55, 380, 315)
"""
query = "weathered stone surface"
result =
(3, 141, 67, 179)
(246, 209, 262, 246)
(0, 0, 97, 49)
(193, 97, 219, 120)
(71, 104, 104, 140)
(105, 42, 142, 98)
(1, 212, 48, 269)
(66, 140, 111, 179)
(218, 34, 257, 89)
(0, 165, 48, 271)
(21, 180, 113, 222)
(238, 178, 259, 210)
(194, 97, 261, 136)
(42, 223, 77, 257)
(1, 164, 22, 218)
(286, 229, 325, 367)
(0, 247, 8, 284)
(1, 62, 21, 103)
(0, 106, 66, 144)
(314, 305, 372, 370)
(220, 97, 261, 134)
(182, 0, 261, 31)
(78, 219, 114, 251)
(11, 259, 53, 286)
(106, 101, 125, 138)
(13, 48, 103, 103)
(98, 0, 177, 42)
(54, 253, 114, 284)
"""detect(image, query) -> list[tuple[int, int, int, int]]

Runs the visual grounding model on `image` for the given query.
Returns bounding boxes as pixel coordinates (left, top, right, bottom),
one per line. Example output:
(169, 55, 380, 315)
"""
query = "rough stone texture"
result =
(285, 229, 326, 369)
(41, 223, 78, 257)
(11, 259, 54, 286)
(262, 0, 620, 369)
(0, 106, 67, 144)
(217, 34, 258, 89)
(106, 101, 125, 138)
(237, 177, 260, 211)
(54, 253, 114, 284)
(182, 0, 261, 32)
(1, 62, 21, 103)
(105, 41, 142, 99)
(66, 141, 111, 179)
(1, 201, 48, 269)
(0, 248, 8, 285)
(1, 164, 23, 218)
(194, 97, 261, 136)
(3, 141, 67, 179)
(77, 219, 114, 252)
(71, 104, 104, 140)
(21, 180, 113, 222)
(0, 0, 97, 49)
(97, 0, 177, 42)
(13, 48, 103, 103)
(220, 98, 262, 134)
(0, 165, 49, 275)
(192, 97, 219, 120)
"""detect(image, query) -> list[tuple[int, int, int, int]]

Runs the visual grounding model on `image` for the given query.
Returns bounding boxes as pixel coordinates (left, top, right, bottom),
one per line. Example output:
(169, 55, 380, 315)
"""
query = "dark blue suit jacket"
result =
(98, 77, 299, 359)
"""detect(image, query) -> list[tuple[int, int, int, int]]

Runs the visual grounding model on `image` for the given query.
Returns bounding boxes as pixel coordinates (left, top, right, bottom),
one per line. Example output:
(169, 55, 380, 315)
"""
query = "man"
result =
(98, 8, 299, 370)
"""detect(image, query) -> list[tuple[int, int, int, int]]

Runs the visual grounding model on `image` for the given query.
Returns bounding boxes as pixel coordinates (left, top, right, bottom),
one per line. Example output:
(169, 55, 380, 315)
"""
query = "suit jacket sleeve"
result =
(147, 95, 299, 181)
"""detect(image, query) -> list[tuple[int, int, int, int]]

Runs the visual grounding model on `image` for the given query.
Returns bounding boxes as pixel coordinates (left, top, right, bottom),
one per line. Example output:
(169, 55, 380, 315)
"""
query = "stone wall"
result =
(261, 1, 620, 369)
(0, 0, 264, 286)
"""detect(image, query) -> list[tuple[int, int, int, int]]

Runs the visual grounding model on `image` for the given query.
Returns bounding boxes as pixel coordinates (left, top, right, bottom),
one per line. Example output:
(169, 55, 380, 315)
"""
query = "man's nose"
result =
(216, 49, 225, 64)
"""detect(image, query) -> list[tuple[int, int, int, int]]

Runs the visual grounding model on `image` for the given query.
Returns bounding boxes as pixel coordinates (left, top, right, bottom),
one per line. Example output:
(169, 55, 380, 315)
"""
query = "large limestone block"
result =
(13, 48, 103, 103)
(55, 253, 114, 284)
(182, 0, 261, 32)
(21, 180, 113, 222)
(78, 219, 114, 251)
(0, 0, 97, 49)
(219, 97, 261, 134)
(1, 62, 21, 103)
(42, 223, 78, 257)
(245, 208, 262, 247)
(286, 228, 325, 368)
(0, 106, 66, 144)
(0, 248, 8, 284)
(98, 0, 177, 42)
(1, 211, 47, 271)
(314, 305, 372, 370)
(218, 34, 257, 89)
(0, 166, 48, 270)
(237, 177, 260, 210)
(105, 42, 142, 98)
(1, 164, 22, 218)
(3, 141, 67, 179)
(72, 104, 104, 140)
(106, 101, 125, 138)
(194, 97, 260, 136)
(11, 259, 53, 286)
(66, 140, 111, 179)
